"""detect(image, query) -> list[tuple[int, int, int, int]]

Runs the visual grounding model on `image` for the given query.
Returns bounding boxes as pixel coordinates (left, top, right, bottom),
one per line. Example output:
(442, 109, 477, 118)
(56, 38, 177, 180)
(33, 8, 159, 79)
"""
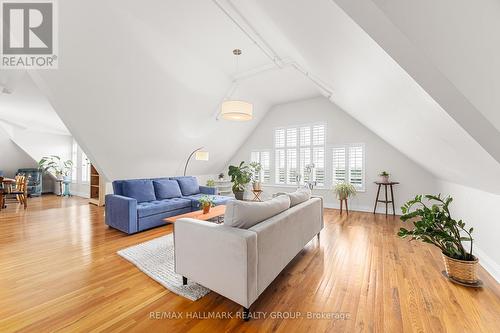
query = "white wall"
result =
(0, 125, 37, 177)
(228, 97, 437, 213)
(437, 181, 500, 282)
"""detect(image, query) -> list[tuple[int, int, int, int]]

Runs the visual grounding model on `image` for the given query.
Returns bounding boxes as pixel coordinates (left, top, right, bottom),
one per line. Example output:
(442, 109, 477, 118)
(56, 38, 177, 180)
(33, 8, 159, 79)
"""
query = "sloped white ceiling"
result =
(32, 0, 320, 180)
(24, 0, 500, 195)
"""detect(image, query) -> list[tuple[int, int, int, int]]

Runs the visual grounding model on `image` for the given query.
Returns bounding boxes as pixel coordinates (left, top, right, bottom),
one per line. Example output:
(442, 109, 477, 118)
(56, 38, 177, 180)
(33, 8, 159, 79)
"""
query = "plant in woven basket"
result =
(399, 194, 479, 285)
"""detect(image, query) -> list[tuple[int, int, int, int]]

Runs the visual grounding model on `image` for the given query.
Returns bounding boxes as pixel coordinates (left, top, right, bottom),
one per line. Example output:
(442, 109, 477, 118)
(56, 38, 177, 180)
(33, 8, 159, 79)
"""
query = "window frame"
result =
(331, 143, 366, 192)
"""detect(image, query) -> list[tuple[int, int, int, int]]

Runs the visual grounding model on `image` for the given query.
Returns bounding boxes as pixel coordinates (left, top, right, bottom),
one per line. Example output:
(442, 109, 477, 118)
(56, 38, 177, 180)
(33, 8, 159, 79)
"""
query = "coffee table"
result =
(163, 204, 226, 224)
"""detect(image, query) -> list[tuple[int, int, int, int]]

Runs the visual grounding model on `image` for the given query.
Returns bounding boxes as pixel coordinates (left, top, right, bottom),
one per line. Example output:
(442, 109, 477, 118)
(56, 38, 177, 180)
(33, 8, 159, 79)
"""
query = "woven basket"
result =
(442, 254, 479, 284)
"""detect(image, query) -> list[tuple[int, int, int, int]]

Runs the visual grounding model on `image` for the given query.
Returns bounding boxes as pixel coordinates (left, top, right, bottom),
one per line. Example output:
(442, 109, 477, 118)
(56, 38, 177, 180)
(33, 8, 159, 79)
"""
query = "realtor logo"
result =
(1, 0, 58, 68)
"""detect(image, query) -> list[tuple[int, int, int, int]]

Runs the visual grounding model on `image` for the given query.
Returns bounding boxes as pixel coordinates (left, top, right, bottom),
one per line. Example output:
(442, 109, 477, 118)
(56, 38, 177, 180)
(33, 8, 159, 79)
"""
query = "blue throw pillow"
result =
(175, 177, 200, 196)
(122, 179, 156, 202)
(153, 179, 182, 199)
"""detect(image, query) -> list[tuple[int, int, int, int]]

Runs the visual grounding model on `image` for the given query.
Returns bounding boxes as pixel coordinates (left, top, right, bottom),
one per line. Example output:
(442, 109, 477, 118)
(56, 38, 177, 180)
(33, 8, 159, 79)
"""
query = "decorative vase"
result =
(380, 175, 389, 183)
(442, 253, 479, 285)
(253, 182, 261, 191)
(202, 205, 210, 214)
(234, 191, 244, 200)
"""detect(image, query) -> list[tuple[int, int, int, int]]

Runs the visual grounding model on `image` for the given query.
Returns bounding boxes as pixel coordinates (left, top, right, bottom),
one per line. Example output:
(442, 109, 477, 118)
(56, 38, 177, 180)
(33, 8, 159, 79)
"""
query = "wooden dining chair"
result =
(7, 175, 28, 209)
(0, 176, 4, 211)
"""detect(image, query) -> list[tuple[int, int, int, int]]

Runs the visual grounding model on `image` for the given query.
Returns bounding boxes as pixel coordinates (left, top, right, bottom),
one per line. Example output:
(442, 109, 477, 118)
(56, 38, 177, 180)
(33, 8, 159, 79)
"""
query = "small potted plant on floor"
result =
(249, 162, 262, 191)
(206, 179, 215, 187)
(399, 194, 479, 286)
(228, 161, 251, 200)
(198, 195, 215, 214)
(379, 171, 390, 183)
(333, 182, 357, 214)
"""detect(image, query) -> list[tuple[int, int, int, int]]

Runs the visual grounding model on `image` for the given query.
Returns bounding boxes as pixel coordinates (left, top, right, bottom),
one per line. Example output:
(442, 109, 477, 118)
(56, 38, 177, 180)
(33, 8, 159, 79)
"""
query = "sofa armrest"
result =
(174, 218, 258, 308)
(199, 185, 217, 195)
(105, 194, 138, 234)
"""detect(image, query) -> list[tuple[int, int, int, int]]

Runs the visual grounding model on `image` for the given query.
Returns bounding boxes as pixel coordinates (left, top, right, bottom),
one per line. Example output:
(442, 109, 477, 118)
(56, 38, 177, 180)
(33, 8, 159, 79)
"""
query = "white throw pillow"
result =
(224, 195, 291, 229)
(287, 188, 311, 207)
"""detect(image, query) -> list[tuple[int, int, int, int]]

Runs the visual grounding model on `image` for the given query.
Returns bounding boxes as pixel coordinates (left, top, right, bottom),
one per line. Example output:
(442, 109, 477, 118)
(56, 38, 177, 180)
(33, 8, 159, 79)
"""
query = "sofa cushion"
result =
(182, 193, 233, 209)
(137, 198, 191, 218)
(224, 195, 291, 229)
(122, 179, 156, 203)
(153, 179, 182, 199)
(174, 176, 200, 196)
(287, 188, 311, 207)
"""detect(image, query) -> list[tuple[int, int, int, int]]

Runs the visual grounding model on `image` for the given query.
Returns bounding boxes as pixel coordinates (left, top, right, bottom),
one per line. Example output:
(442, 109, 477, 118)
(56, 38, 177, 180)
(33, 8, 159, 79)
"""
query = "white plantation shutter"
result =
(312, 124, 325, 146)
(275, 149, 286, 184)
(332, 147, 346, 183)
(299, 147, 311, 182)
(275, 128, 285, 148)
(286, 128, 297, 147)
(250, 151, 260, 163)
(286, 149, 297, 184)
(313, 147, 325, 186)
(349, 145, 364, 189)
(299, 126, 311, 146)
(261, 151, 270, 183)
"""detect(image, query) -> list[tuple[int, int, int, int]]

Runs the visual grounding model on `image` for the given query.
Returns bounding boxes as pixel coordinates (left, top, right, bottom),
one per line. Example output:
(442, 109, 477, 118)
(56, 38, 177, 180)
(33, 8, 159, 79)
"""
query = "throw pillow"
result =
(122, 179, 156, 202)
(174, 177, 200, 196)
(153, 179, 182, 199)
(224, 195, 291, 229)
(287, 187, 311, 207)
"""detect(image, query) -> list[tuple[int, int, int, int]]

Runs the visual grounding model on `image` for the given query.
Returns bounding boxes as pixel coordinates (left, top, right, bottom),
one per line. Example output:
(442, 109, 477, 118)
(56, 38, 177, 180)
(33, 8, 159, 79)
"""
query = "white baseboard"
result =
(474, 246, 500, 283)
(323, 201, 402, 215)
(71, 191, 90, 199)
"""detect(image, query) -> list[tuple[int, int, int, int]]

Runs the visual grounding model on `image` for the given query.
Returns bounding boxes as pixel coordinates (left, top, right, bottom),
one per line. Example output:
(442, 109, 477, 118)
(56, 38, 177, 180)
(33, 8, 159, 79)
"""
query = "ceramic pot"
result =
(234, 191, 244, 200)
(202, 205, 210, 214)
(380, 175, 389, 183)
(252, 182, 261, 191)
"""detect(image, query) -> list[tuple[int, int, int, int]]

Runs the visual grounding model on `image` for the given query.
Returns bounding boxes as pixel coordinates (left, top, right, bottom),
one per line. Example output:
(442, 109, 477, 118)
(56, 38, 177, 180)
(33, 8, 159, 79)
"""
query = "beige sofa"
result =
(174, 194, 323, 320)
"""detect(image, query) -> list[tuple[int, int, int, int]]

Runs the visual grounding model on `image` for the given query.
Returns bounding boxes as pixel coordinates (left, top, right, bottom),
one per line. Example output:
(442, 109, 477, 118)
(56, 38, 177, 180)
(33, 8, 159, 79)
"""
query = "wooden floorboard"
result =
(0, 195, 498, 332)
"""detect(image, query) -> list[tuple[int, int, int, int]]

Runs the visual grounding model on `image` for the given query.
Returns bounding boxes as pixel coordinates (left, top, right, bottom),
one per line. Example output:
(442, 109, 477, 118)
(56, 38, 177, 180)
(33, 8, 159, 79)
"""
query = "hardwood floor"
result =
(0, 195, 499, 332)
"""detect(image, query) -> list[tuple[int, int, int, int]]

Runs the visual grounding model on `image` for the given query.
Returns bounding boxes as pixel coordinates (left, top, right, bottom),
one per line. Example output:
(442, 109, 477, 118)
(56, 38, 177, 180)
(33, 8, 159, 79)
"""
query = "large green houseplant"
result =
(398, 194, 479, 285)
(228, 161, 251, 200)
(38, 155, 73, 180)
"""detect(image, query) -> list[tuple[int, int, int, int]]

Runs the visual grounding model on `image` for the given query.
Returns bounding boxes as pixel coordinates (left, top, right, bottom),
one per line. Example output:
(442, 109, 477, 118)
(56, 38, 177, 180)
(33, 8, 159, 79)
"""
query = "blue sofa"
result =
(105, 176, 232, 234)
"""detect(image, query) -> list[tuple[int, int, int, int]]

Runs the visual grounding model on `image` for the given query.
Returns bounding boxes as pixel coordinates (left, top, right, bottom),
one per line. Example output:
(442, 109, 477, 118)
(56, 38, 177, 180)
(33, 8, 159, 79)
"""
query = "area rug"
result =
(117, 234, 210, 301)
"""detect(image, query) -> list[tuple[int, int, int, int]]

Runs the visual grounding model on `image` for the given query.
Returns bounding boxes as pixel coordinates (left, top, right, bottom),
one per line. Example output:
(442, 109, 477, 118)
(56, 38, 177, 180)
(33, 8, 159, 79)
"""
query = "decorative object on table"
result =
(17, 168, 42, 197)
(251, 189, 263, 202)
(373, 181, 399, 216)
(228, 161, 251, 200)
(183, 147, 209, 176)
(218, 172, 224, 181)
(198, 195, 215, 214)
(206, 179, 216, 187)
(398, 194, 481, 287)
(379, 171, 390, 183)
(304, 163, 317, 190)
(218, 49, 253, 122)
(117, 234, 210, 301)
(38, 155, 73, 180)
(249, 162, 262, 191)
(333, 182, 357, 215)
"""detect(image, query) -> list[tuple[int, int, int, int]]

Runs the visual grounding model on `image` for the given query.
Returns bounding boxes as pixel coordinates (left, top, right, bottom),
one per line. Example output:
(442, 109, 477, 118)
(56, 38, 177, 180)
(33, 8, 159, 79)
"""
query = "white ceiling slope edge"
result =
(244, 0, 500, 194)
(32, 0, 320, 181)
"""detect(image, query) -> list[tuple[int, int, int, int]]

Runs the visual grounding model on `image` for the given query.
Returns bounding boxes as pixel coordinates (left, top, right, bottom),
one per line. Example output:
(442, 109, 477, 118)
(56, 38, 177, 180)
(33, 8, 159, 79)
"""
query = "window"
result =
(274, 123, 325, 186)
(332, 144, 365, 190)
(250, 150, 270, 183)
(81, 152, 90, 183)
(71, 139, 78, 182)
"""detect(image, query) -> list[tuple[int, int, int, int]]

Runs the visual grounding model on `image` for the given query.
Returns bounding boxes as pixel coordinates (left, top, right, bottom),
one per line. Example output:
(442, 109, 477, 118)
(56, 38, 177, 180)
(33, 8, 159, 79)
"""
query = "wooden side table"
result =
(373, 182, 399, 216)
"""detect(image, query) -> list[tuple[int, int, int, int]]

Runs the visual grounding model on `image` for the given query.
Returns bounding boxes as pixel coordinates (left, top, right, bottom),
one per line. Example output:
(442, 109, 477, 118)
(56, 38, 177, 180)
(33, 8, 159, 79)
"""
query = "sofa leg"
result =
(182, 276, 187, 285)
(243, 307, 250, 321)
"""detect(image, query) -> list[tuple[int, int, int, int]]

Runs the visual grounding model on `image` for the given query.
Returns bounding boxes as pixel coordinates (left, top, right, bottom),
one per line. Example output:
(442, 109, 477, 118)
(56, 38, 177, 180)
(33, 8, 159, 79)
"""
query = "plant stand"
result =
(373, 181, 399, 216)
(339, 199, 348, 215)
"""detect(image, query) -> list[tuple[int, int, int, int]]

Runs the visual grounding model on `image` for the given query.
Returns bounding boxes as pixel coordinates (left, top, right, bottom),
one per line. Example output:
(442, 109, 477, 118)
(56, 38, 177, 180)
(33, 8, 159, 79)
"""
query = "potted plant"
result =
(379, 171, 390, 183)
(38, 156, 73, 181)
(333, 182, 357, 201)
(206, 179, 215, 187)
(228, 161, 251, 200)
(198, 195, 215, 214)
(218, 172, 224, 181)
(249, 162, 262, 191)
(399, 194, 478, 285)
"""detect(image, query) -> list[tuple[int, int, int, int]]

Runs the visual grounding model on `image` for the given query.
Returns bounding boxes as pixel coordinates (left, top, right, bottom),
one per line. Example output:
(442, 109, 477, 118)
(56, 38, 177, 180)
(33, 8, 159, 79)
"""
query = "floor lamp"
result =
(183, 147, 209, 176)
